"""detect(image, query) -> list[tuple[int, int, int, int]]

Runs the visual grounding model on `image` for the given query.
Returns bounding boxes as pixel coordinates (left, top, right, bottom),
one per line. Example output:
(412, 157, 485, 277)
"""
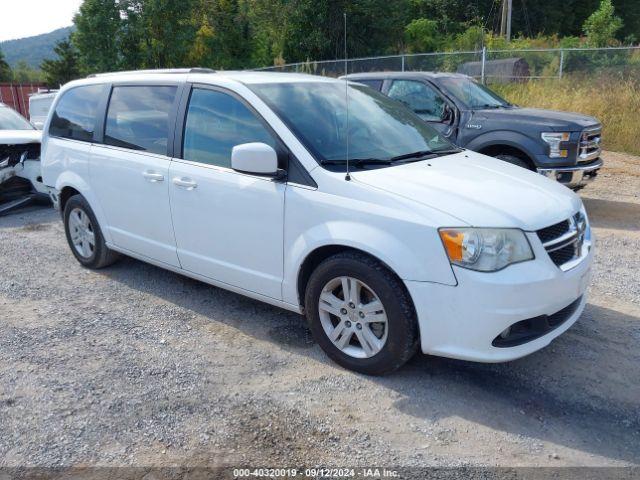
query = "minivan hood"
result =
(473, 107, 599, 131)
(352, 151, 581, 231)
(0, 130, 42, 144)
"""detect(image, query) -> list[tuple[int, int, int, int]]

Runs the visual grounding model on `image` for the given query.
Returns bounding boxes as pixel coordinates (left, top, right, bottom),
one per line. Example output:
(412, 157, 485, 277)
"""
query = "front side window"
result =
(182, 88, 276, 168)
(104, 85, 177, 155)
(436, 77, 510, 109)
(250, 82, 453, 166)
(387, 80, 446, 122)
(49, 85, 104, 141)
(0, 106, 34, 130)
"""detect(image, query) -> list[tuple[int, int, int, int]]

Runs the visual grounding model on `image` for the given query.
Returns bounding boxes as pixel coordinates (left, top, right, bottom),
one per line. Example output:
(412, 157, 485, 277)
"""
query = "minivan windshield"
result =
(250, 82, 456, 167)
(436, 77, 511, 110)
(0, 106, 34, 130)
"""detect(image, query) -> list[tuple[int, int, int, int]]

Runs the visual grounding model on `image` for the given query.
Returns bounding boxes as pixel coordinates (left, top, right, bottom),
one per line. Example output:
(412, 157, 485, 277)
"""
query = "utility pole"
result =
(500, 0, 513, 42)
(506, 0, 512, 42)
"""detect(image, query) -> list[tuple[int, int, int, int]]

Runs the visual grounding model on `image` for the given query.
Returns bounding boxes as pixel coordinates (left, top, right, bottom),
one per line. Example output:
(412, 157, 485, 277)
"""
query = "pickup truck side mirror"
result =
(442, 104, 454, 124)
(231, 142, 282, 178)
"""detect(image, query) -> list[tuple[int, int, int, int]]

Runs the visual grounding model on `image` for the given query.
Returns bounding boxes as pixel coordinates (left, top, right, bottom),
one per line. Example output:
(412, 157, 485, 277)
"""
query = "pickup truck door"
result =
(168, 85, 285, 300)
(384, 79, 457, 142)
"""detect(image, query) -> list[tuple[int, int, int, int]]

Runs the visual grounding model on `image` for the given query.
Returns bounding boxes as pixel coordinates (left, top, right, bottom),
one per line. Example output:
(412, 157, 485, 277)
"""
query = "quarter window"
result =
(104, 85, 177, 155)
(49, 85, 104, 141)
(387, 80, 446, 122)
(182, 88, 276, 168)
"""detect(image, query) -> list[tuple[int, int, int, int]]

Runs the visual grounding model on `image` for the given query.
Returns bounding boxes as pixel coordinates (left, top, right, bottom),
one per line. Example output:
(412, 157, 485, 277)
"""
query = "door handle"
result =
(142, 170, 164, 182)
(172, 177, 198, 190)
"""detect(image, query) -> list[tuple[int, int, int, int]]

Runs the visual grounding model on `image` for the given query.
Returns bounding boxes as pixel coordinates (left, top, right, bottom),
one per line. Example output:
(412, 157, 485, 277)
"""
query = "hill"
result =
(0, 27, 75, 69)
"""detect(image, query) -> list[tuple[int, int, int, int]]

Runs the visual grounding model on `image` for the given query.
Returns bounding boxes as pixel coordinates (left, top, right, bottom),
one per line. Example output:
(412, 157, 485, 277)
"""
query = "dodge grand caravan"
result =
(41, 69, 593, 374)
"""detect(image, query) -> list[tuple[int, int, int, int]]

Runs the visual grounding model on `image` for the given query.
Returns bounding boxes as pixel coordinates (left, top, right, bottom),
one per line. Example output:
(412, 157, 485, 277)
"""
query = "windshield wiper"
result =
(473, 104, 504, 110)
(321, 158, 392, 168)
(388, 148, 461, 163)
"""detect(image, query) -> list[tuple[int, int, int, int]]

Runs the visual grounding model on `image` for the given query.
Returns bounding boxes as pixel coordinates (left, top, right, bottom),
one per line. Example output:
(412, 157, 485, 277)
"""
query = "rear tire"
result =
(63, 194, 119, 269)
(304, 251, 419, 375)
(495, 154, 531, 170)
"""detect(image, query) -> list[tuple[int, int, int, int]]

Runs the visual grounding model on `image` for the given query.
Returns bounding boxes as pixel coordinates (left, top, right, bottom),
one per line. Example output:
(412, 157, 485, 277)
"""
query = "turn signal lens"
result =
(440, 230, 464, 261)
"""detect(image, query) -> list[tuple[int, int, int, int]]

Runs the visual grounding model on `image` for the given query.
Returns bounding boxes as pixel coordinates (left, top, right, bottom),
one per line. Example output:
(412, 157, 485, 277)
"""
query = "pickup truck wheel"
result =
(495, 154, 531, 170)
(63, 194, 119, 269)
(305, 251, 419, 375)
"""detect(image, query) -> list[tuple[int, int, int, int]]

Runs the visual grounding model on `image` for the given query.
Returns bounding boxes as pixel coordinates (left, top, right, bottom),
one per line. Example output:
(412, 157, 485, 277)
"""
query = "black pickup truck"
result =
(343, 72, 602, 190)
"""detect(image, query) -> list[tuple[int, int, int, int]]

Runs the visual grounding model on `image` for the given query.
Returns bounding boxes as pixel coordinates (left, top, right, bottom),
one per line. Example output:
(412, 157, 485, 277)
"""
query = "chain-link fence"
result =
(257, 46, 640, 83)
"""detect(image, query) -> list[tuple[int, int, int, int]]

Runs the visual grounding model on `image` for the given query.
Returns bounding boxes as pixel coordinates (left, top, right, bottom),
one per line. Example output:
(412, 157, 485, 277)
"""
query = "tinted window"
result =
(387, 80, 446, 122)
(183, 88, 276, 168)
(49, 85, 103, 141)
(250, 82, 453, 164)
(105, 86, 177, 155)
(354, 79, 383, 91)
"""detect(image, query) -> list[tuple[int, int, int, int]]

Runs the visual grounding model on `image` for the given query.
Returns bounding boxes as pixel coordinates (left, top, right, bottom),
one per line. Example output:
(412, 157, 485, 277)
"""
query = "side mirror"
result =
(442, 104, 454, 123)
(231, 142, 280, 177)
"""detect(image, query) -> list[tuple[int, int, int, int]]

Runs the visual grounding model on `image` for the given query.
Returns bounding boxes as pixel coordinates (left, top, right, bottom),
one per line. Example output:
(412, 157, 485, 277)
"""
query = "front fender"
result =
(465, 130, 543, 162)
(282, 220, 457, 307)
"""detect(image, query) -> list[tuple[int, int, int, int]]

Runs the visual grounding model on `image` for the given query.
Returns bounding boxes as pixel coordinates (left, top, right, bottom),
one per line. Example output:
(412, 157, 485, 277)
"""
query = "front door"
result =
(90, 84, 180, 266)
(169, 86, 285, 300)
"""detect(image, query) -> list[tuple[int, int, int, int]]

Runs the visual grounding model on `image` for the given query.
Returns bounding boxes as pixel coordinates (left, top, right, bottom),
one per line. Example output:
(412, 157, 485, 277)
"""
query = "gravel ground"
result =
(0, 150, 639, 471)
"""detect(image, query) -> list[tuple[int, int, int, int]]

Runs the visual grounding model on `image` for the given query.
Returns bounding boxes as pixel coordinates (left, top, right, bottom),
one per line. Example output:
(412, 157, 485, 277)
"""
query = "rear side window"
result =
(49, 85, 104, 141)
(354, 79, 383, 91)
(104, 85, 177, 155)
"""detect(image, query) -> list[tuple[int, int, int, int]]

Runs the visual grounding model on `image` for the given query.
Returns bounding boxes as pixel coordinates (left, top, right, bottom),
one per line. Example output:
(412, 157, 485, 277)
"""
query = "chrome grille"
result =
(537, 212, 588, 270)
(578, 127, 601, 163)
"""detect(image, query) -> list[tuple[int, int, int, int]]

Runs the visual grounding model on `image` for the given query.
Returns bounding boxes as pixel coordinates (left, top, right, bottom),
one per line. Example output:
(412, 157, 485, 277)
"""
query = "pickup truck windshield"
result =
(0, 106, 34, 130)
(250, 82, 454, 166)
(437, 77, 511, 110)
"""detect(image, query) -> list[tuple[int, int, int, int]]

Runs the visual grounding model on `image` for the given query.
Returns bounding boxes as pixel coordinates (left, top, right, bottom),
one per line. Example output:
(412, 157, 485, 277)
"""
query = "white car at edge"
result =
(40, 69, 593, 374)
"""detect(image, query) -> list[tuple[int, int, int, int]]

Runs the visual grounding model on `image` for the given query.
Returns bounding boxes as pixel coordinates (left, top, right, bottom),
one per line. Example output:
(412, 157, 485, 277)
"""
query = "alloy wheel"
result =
(318, 276, 388, 359)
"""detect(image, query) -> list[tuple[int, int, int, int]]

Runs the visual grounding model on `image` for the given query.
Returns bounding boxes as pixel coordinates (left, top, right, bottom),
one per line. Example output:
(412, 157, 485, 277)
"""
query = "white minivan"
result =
(41, 69, 593, 374)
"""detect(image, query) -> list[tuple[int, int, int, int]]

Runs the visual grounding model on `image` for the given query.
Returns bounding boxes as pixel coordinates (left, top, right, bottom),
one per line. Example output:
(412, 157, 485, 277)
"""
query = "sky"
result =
(0, 0, 83, 42)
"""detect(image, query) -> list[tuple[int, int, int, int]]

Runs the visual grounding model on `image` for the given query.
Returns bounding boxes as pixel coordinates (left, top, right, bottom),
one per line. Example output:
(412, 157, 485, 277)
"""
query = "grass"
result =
(491, 75, 640, 156)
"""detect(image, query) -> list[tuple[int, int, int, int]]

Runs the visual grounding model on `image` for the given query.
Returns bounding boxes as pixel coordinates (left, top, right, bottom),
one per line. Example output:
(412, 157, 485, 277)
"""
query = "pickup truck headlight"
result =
(439, 228, 534, 272)
(541, 132, 570, 158)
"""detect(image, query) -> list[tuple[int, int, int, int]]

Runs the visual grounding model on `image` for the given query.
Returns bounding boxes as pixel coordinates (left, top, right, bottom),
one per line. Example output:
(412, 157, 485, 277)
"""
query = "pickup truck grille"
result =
(578, 127, 601, 163)
(537, 212, 587, 269)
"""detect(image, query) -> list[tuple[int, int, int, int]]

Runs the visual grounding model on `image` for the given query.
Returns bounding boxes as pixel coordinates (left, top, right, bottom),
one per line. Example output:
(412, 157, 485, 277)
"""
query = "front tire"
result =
(304, 251, 419, 375)
(63, 194, 119, 269)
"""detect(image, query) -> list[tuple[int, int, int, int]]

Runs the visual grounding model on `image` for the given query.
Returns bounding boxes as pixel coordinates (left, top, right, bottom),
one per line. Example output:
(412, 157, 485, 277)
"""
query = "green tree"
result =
(11, 61, 44, 83)
(404, 18, 443, 52)
(138, 0, 197, 68)
(583, 0, 623, 47)
(41, 39, 81, 87)
(73, 0, 122, 73)
(0, 48, 12, 82)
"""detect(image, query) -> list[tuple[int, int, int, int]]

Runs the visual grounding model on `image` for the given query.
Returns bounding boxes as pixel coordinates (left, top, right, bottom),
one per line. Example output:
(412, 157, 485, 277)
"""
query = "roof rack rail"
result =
(87, 67, 216, 78)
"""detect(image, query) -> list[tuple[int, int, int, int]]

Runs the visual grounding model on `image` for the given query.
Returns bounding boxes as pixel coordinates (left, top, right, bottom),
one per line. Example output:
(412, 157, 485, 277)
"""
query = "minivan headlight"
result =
(541, 132, 570, 158)
(439, 228, 534, 272)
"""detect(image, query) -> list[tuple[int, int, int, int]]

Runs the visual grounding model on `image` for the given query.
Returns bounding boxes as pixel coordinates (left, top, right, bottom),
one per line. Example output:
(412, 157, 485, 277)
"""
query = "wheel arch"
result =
(55, 172, 112, 243)
(466, 131, 541, 169)
(296, 244, 411, 314)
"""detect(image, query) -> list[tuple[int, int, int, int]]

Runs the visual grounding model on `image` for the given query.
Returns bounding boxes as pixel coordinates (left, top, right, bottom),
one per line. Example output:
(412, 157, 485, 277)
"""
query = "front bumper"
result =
(405, 231, 593, 362)
(537, 158, 602, 189)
